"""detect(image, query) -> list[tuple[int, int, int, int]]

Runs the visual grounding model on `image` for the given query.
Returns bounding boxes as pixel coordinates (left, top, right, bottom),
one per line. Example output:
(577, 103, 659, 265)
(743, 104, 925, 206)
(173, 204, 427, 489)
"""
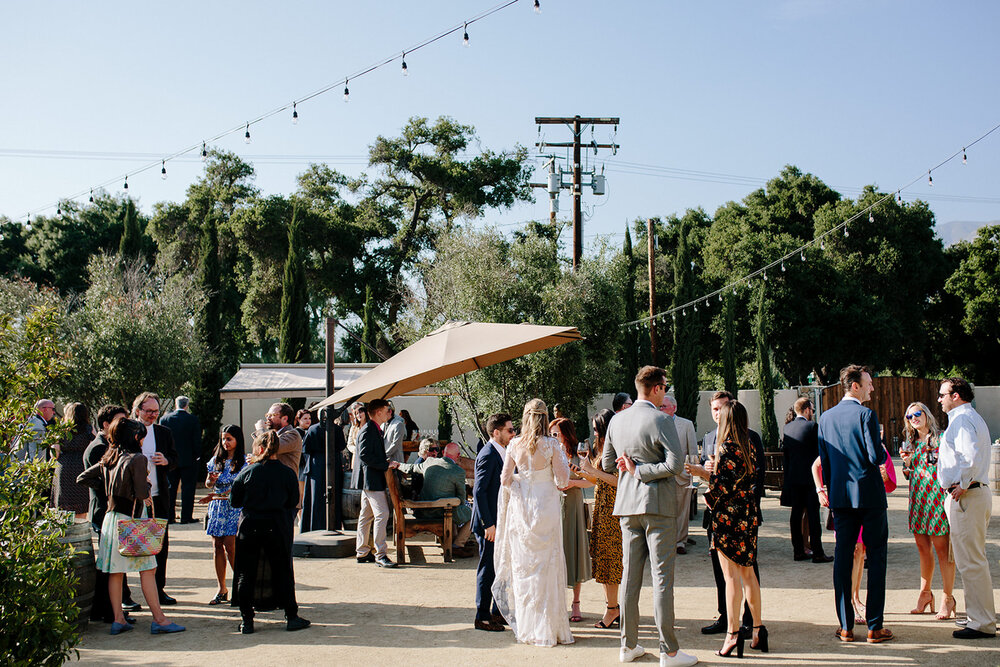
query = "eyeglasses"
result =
(141, 408, 159, 415)
(549, 432, 559, 438)
(504, 427, 515, 434)
(938, 391, 954, 397)
(905, 410, 924, 420)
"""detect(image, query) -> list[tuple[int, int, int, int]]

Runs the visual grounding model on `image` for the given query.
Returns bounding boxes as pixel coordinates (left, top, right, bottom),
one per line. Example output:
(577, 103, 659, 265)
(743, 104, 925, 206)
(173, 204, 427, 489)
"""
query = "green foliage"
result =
(361, 286, 378, 363)
(722, 292, 738, 394)
(414, 225, 624, 432)
(754, 288, 779, 451)
(621, 225, 639, 390)
(945, 225, 1000, 381)
(117, 198, 143, 261)
(190, 215, 225, 456)
(278, 207, 311, 364)
(0, 306, 80, 665)
(63, 255, 207, 407)
(437, 395, 453, 442)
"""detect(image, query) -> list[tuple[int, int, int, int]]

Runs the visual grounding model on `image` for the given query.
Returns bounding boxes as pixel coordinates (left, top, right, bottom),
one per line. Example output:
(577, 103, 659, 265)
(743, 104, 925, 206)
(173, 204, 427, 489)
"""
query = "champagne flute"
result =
(686, 454, 700, 488)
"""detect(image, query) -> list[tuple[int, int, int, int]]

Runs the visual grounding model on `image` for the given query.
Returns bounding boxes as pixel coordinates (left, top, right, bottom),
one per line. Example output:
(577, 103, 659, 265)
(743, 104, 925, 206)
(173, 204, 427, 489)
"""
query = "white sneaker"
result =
(660, 649, 698, 667)
(620, 644, 645, 663)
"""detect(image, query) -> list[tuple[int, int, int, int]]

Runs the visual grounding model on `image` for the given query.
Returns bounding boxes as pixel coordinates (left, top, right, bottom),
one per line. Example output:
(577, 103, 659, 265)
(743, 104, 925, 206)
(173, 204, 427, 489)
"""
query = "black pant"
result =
(832, 507, 887, 631)
(789, 488, 825, 557)
(152, 495, 170, 595)
(474, 533, 500, 622)
(168, 465, 198, 523)
(236, 517, 297, 620)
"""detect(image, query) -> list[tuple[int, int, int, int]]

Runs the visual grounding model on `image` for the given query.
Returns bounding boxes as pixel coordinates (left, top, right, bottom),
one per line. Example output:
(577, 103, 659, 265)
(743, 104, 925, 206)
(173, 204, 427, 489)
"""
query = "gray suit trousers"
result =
(620, 513, 679, 654)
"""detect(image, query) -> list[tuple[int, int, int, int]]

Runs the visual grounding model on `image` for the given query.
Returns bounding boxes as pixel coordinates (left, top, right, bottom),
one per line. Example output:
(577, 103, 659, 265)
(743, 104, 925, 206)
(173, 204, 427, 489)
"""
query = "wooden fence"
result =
(820, 377, 946, 455)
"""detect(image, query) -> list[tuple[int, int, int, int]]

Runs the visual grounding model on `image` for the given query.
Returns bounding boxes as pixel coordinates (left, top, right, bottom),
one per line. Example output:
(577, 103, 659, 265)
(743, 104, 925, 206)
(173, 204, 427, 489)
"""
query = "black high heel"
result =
(594, 605, 620, 628)
(717, 631, 745, 658)
(750, 625, 769, 652)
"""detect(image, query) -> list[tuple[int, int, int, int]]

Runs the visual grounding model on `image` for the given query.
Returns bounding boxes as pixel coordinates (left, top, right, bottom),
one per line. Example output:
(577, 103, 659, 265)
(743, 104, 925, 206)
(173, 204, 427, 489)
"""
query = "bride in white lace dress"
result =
(492, 398, 574, 647)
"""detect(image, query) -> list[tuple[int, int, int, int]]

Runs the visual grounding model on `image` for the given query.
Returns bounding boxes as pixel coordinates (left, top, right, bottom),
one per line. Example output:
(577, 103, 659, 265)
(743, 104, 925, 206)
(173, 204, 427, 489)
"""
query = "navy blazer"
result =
(817, 399, 887, 509)
(159, 409, 201, 468)
(357, 421, 388, 491)
(471, 441, 503, 536)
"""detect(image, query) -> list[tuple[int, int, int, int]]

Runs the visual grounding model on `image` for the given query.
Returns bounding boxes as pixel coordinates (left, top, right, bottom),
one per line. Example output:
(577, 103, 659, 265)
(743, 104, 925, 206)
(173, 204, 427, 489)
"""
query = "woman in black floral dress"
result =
(687, 401, 767, 658)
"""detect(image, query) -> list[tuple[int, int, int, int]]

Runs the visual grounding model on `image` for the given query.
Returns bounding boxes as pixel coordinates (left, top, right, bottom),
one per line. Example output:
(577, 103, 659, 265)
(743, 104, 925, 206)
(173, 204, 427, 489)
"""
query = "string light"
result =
(201, 142, 208, 161)
(89, 189, 94, 203)
(928, 171, 933, 186)
(897, 192, 902, 204)
(463, 22, 470, 46)
(800, 249, 805, 261)
(781, 261, 786, 272)
(719, 292, 723, 302)
(161, 161, 167, 180)
(844, 224, 849, 237)
(123, 175, 128, 191)
(344, 79, 350, 102)
(292, 103, 298, 124)
(821, 239, 825, 251)
(57, 205, 61, 216)
(401, 53, 408, 76)
(25, 215, 31, 231)
(694, 303, 698, 313)
(962, 147, 967, 164)
(534, 0, 541, 13)
(244, 123, 251, 144)
(868, 211, 874, 223)
(763, 271, 768, 281)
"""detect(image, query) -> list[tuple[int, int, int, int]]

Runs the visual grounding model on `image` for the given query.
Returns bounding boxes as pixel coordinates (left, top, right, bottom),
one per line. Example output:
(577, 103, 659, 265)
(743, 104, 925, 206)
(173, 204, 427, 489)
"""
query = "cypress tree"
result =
(723, 292, 738, 396)
(670, 218, 700, 424)
(361, 286, 377, 363)
(118, 198, 142, 260)
(754, 286, 778, 451)
(278, 207, 311, 364)
(191, 215, 225, 459)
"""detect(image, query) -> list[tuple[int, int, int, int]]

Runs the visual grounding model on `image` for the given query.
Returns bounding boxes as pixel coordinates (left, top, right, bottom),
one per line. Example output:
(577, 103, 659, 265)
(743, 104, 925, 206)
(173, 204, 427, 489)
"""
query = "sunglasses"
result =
(905, 410, 924, 420)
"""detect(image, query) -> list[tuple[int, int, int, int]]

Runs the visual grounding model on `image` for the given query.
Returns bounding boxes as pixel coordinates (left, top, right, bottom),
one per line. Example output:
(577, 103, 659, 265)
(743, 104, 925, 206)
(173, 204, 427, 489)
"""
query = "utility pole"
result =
(530, 115, 619, 270)
(647, 218, 658, 365)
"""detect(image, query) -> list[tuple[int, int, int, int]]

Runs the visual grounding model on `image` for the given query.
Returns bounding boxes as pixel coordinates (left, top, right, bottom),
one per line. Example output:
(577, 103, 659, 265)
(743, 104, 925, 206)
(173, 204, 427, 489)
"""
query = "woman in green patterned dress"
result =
(899, 401, 956, 619)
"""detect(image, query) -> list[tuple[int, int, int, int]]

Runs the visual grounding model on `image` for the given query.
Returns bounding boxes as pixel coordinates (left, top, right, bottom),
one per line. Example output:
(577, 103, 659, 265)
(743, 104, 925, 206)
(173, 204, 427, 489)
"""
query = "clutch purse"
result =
(118, 499, 167, 557)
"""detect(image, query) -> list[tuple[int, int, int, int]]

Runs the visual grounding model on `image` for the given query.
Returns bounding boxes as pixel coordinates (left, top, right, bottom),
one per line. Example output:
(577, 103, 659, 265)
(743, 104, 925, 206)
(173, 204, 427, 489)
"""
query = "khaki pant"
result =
(675, 484, 693, 547)
(945, 486, 996, 634)
(356, 490, 390, 558)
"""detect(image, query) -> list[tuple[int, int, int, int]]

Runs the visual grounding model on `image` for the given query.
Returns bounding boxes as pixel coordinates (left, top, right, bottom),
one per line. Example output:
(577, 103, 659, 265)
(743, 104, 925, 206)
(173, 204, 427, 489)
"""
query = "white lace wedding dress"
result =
(491, 435, 574, 647)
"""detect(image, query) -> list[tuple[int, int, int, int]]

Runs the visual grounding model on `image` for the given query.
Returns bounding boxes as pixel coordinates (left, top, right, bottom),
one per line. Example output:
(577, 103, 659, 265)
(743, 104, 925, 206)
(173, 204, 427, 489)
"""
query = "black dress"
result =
(53, 428, 93, 513)
(231, 459, 300, 619)
(704, 441, 760, 567)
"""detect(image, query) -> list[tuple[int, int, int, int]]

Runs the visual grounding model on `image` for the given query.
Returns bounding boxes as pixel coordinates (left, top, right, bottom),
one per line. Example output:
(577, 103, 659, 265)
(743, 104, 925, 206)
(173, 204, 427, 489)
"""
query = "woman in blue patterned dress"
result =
(202, 424, 245, 605)
(899, 402, 955, 619)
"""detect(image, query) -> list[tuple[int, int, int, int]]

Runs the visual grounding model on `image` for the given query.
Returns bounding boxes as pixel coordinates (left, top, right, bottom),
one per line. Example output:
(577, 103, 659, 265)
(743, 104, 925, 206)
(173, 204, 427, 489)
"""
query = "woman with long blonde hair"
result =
(898, 401, 955, 618)
(491, 398, 574, 647)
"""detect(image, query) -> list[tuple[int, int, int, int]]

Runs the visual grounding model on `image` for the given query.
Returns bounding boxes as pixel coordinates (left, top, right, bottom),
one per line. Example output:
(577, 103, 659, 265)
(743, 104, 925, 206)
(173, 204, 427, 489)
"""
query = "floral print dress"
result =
(704, 440, 760, 567)
(906, 436, 949, 536)
(205, 456, 241, 537)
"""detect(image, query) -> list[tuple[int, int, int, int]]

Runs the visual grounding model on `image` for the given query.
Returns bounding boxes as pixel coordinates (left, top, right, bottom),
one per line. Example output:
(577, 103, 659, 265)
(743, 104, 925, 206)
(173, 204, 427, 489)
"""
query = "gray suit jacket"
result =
(673, 415, 698, 486)
(383, 415, 406, 464)
(602, 401, 683, 517)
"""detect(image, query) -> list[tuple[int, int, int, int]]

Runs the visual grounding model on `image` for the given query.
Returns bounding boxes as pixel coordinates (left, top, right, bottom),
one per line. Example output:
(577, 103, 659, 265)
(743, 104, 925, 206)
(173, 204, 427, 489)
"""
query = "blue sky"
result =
(3, 1, 999, 249)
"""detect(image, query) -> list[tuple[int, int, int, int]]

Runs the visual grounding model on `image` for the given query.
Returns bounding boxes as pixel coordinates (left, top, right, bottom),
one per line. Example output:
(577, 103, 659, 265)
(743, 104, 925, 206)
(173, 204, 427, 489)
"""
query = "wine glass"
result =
(686, 454, 700, 488)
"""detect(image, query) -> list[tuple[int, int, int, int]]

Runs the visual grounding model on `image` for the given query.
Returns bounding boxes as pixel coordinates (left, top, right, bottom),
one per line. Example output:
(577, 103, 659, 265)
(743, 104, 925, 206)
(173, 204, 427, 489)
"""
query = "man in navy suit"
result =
(780, 397, 832, 562)
(471, 412, 514, 632)
(817, 365, 892, 644)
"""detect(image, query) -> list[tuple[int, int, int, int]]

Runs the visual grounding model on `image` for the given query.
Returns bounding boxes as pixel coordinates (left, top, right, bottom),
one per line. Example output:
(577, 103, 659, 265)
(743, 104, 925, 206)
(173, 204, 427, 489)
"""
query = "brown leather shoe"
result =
(867, 628, 894, 643)
(835, 628, 854, 642)
(474, 619, 504, 632)
(490, 613, 508, 626)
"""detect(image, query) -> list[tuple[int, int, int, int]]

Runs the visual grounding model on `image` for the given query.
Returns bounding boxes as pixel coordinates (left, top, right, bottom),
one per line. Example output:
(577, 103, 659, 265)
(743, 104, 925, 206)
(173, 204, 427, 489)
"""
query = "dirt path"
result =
(73, 472, 1000, 666)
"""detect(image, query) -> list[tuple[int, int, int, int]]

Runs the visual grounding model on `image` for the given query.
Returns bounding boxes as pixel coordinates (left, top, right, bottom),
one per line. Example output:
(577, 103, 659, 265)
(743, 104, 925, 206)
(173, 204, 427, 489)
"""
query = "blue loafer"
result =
(110, 621, 134, 635)
(150, 621, 186, 634)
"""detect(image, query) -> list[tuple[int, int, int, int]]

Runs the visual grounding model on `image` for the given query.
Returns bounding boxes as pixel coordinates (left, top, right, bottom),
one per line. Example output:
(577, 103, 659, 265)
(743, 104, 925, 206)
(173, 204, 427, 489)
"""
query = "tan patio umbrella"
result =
(313, 320, 582, 409)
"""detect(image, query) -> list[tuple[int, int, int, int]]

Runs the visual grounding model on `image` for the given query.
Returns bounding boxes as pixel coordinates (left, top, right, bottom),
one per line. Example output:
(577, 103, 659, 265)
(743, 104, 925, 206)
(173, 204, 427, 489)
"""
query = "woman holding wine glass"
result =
(201, 425, 246, 605)
(899, 402, 955, 619)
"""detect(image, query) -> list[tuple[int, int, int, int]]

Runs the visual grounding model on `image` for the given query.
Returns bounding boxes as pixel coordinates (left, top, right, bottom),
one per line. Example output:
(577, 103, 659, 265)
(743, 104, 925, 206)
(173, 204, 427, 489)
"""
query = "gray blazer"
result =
(602, 400, 683, 517)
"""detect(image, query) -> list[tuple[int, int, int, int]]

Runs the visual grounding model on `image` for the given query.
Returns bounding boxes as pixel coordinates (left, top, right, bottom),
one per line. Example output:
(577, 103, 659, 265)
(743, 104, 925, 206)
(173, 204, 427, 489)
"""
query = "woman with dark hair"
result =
(399, 409, 420, 442)
(549, 416, 593, 623)
(348, 405, 369, 489)
(231, 430, 310, 634)
(77, 417, 185, 635)
(294, 410, 312, 507)
(201, 424, 245, 605)
(576, 408, 622, 629)
(54, 401, 93, 517)
(687, 401, 765, 657)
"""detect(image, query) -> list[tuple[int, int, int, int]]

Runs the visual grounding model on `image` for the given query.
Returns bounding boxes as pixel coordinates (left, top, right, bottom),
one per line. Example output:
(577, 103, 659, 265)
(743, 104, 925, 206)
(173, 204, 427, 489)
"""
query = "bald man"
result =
(15, 399, 56, 462)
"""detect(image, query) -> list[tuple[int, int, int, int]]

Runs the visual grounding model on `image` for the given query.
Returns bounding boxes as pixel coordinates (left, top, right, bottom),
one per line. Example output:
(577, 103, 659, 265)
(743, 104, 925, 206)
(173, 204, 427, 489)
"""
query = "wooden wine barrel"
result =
(341, 471, 362, 529)
(58, 520, 96, 631)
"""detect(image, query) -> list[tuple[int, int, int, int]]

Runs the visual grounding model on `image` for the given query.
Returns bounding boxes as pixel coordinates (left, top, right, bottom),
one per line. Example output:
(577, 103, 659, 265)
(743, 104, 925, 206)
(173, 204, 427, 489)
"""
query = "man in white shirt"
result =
(660, 395, 698, 554)
(937, 377, 996, 639)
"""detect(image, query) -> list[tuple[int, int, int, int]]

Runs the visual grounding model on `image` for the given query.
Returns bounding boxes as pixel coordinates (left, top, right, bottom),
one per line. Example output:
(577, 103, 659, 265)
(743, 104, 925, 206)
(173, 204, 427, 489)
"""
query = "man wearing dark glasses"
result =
(937, 377, 996, 639)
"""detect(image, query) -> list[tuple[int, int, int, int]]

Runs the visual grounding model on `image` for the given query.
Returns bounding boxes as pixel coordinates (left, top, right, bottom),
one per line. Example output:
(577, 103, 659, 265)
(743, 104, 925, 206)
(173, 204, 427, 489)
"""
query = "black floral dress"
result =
(704, 440, 759, 567)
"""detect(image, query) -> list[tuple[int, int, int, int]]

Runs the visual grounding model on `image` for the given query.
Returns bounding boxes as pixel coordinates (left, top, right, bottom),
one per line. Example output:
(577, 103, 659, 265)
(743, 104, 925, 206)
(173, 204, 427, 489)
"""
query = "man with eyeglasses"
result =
(132, 391, 179, 605)
(471, 412, 515, 632)
(936, 377, 996, 639)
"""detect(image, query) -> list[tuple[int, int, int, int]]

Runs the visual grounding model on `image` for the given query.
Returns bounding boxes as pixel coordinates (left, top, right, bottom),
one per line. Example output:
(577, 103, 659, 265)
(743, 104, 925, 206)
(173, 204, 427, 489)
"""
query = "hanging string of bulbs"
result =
(13, 0, 541, 229)
(621, 120, 1000, 331)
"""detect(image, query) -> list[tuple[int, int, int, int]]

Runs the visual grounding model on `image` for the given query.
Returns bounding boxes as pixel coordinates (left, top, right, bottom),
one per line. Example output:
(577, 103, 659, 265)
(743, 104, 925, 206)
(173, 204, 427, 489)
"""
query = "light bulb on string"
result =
(868, 211, 873, 223)
(682, 309, 686, 317)
(463, 22, 469, 46)
(201, 142, 208, 161)
(25, 215, 31, 231)
(897, 192, 902, 204)
(401, 53, 408, 76)
(800, 249, 805, 261)
(123, 175, 129, 191)
(781, 261, 786, 272)
(821, 239, 825, 251)
(161, 161, 167, 180)
(844, 224, 849, 238)
(534, 0, 541, 13)
(694, 303, 698, 313)
(671, 313, 676, 321)
(719, 292, 723, 302)
(292, 103, 298, 124)
(89, 189, 94, 203)
(928, 171, 933, 186)
(244, 123, 251, 144)
(763, 271, 768, 282)
(962, 147, 967, 164)
(57, 205, 61, 216)
(344, 80, 350, 102)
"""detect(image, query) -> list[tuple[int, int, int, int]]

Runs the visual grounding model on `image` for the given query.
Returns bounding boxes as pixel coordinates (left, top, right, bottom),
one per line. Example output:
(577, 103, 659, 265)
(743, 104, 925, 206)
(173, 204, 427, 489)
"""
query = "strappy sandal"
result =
(570, 601, 583, 622)
(209, 591, 229, 605)
(594, 605, 620, 628)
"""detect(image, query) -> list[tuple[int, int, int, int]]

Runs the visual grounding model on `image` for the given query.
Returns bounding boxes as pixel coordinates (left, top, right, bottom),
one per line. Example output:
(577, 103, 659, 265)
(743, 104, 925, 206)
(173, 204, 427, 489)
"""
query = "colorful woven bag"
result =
(117, 499, 167, 557)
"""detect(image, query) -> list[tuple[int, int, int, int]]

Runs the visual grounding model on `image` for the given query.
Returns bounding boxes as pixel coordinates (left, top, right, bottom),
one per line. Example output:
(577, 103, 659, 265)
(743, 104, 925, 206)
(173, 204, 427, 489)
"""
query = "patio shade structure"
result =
(313, 320, 583, 409)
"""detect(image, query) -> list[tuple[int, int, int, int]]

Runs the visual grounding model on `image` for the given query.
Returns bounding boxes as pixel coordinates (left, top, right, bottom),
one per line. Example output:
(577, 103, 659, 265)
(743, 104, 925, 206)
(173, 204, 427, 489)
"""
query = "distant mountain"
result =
(935, 220, 998, 246)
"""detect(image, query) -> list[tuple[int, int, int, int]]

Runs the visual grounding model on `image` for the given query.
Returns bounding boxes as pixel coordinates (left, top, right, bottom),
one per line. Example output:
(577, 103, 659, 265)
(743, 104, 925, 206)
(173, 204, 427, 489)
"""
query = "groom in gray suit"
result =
(603, 366, 698, 667)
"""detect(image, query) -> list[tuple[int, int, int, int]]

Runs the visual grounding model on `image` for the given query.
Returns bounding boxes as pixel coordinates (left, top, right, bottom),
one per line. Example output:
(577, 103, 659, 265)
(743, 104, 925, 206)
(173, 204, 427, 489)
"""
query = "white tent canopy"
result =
(219, 363, 441, 401)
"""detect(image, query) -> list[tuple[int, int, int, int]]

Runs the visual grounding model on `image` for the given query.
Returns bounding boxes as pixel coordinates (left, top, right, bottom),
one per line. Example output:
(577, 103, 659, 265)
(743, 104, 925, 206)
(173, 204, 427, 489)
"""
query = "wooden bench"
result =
(384, 469, 461, 564)
(763, 451, 784, 491)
